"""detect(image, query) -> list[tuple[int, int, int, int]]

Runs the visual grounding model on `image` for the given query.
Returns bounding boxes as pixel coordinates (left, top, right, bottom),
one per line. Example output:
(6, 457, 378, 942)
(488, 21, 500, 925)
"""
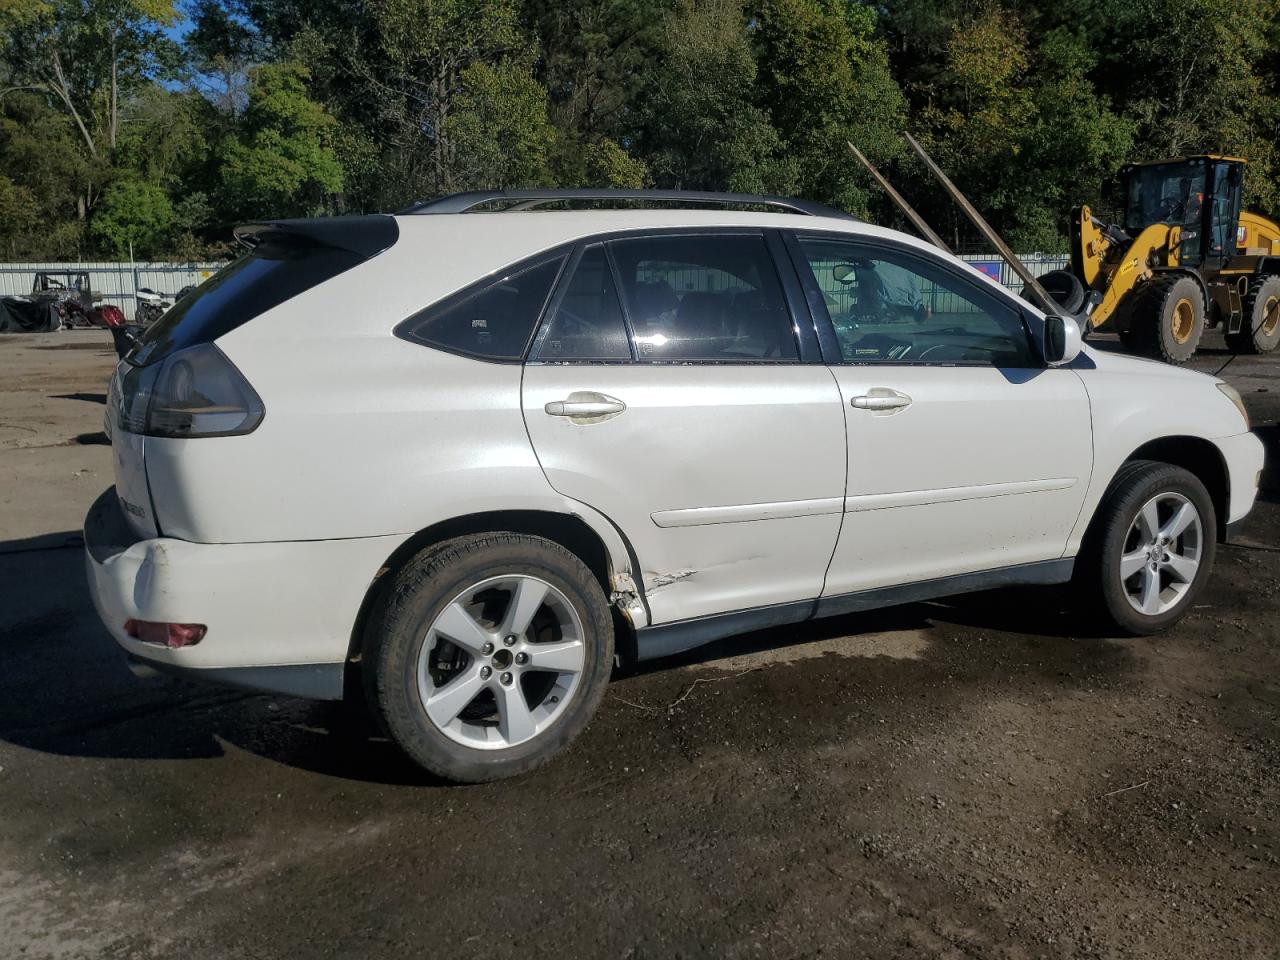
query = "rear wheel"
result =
(364, 533, 614, 782)
(1225, 274, 1280, 354)
(1130, 274, 1205, 364)
(1080, 461, 1216, 634)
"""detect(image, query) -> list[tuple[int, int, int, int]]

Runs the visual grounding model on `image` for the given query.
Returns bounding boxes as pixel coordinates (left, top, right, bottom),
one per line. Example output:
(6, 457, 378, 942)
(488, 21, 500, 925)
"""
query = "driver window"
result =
(798, 238, 1036, 367)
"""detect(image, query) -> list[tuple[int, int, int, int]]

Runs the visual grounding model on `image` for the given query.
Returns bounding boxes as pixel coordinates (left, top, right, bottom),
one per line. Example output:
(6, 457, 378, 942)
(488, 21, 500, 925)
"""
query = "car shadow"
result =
(0, 530, 1138, 787)
(51, 392, 107, 405)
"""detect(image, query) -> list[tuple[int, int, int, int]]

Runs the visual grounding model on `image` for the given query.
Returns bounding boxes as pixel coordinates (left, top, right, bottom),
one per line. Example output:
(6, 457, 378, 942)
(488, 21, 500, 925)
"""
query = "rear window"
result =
(130, 244, 367, 367)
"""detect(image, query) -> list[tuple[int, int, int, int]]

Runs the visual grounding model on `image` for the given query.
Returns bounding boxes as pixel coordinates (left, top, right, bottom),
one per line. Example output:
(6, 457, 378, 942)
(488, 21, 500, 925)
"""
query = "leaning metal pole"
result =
(902, 132, 1064, 315)
(846, 141, 952, 254)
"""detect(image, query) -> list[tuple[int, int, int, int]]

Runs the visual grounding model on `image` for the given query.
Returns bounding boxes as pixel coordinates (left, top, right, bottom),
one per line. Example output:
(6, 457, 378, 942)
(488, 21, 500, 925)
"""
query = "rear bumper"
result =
(83, 488, 407, 700)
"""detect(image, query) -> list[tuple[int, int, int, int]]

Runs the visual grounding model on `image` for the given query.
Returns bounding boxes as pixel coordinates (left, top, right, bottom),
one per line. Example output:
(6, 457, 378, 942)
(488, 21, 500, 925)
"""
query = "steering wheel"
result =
(917, 343, 974, 362)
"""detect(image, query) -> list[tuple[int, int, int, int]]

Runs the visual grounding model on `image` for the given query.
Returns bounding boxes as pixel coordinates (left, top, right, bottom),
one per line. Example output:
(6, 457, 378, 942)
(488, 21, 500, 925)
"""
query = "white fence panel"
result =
(0, 262, 226, 313)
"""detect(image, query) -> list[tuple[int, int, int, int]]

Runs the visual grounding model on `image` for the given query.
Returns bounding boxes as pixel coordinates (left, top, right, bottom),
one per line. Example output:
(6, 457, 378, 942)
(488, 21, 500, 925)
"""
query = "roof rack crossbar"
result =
(398, 189, 855, 220)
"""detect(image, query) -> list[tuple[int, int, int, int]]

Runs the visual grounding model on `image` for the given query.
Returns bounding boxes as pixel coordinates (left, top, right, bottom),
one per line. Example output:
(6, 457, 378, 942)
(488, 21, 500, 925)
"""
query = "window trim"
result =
(785, 230, 1046, 369)
(399, 226, 825, 367)
(394, 246, 573, 364)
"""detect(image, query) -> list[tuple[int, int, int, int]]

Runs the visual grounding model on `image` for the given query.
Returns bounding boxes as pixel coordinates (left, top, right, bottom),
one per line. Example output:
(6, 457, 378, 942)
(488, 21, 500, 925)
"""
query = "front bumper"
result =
(1215, 430, 1266, 532)
(84, 488, 407, 700)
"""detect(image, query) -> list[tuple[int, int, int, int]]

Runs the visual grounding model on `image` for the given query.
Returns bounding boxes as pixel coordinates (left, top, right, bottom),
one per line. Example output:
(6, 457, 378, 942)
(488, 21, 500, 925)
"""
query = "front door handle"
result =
(544, 391, 626, 421)
(851, 388, 912, 413)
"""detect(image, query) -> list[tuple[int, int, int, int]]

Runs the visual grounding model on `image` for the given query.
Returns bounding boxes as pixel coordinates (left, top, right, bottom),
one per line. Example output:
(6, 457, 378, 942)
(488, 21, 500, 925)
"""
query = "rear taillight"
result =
(117, 343, 263, 438)
(124, 619, 207, 648)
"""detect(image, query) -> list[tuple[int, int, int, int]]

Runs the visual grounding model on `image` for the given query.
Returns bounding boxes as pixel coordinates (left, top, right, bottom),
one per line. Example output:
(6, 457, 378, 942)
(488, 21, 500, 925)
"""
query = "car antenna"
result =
(902, 132, 1065, 316)
(846, 141, 952, 254)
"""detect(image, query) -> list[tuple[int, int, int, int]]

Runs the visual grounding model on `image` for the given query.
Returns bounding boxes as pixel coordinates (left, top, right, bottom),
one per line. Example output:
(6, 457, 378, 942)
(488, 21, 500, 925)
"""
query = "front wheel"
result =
(1131, 274, 1205, 364)
(1082, 461, 1217, 634)
(364, 532, 614, 782)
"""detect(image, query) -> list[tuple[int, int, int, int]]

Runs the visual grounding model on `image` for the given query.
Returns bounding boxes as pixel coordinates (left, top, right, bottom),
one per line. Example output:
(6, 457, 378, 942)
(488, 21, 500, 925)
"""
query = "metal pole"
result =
(902, 132, 1064, 315)
(846, 141, 952, 254)
(129, 240, 137, 318)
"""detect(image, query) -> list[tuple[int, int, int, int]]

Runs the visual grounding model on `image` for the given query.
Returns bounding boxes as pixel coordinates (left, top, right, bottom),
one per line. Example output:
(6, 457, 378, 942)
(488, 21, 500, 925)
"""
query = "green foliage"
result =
(444, 62, 557, 189)
(636, 0, 796, 194)
(2, 0, 1280, 259)
(219, 62, 343, 217)
(750, 0, 906, 213)
(89, 178, 174, 258)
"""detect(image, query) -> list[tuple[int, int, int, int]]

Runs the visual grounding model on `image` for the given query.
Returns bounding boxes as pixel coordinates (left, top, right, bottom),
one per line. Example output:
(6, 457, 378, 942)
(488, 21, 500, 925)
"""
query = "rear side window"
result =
(398, 256, 565, 361)
(608, 234, 798, 362)
(132, 245, 366, 366)
(532, 245, 631, 361)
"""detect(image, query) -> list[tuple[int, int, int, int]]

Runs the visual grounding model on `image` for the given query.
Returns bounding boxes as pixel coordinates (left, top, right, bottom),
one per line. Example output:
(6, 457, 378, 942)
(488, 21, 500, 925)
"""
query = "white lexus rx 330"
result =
(86, 191, 1265, 781)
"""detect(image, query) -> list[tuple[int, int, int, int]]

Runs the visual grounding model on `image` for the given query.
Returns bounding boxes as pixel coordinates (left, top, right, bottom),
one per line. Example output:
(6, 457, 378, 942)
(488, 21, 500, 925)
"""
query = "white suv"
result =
(85, 190, 1265, 781)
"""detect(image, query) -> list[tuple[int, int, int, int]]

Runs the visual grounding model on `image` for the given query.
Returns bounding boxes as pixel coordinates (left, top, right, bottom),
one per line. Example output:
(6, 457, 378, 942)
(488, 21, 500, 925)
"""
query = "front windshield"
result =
(1125, 160, 1205, 233)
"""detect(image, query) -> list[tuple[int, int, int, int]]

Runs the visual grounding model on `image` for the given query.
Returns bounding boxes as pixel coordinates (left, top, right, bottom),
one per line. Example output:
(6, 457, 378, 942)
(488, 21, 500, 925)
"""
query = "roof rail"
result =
(398, 189, 855, 220)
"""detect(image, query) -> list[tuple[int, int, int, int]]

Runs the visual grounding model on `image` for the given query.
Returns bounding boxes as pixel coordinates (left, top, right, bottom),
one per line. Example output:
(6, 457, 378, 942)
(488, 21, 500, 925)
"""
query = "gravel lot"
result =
(1, 329, 1277, 959)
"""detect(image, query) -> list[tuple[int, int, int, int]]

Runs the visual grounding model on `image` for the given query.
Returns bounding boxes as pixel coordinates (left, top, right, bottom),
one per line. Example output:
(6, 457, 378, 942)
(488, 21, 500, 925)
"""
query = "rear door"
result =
(788, 233, 1093, 597)
(521, 231, 847, 625)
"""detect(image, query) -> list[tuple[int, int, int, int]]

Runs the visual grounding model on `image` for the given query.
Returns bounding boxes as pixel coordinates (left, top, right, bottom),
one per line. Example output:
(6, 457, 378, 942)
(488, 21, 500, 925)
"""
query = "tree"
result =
(371, 0, 529, 199)
(0, 173, 41, 259)
(185, 0, 263, 113)
(633, 0, 794, 194)
(443, 61, 557, 189)
(0, 90, 92, 256)
(3, 0, 179, 160)
(749, 0, 906, 214)
(89, 177, 174, 257)
(219, 62, 343, 217)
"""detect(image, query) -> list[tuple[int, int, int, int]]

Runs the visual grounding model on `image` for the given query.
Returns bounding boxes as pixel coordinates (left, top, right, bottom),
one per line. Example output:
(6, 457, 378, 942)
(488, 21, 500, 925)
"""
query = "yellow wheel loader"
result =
(1050, 155, 1280, 363)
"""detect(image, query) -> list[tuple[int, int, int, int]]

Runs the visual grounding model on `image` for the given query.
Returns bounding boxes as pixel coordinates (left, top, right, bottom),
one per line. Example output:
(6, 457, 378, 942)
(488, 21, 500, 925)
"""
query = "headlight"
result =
(1216, 382, 1250, 429)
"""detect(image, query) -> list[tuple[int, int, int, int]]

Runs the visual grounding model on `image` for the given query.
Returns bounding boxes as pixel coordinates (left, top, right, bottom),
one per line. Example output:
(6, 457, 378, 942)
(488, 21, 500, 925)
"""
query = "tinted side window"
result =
(798, 238, 1035, 367)
(398, 256, 565, 361)
(609, 234, 798, 362)
(532, 245, 631, 361)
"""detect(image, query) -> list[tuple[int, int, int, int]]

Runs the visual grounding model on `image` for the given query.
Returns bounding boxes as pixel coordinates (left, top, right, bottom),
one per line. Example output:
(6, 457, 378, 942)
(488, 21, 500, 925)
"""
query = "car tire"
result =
(363, 532, 614, 782)
(1080, 460, 1217, 635)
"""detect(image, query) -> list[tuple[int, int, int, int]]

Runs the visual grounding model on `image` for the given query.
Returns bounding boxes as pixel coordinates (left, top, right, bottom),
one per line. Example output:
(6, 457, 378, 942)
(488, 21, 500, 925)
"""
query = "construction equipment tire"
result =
(1131, 274, 1204, 364)
(1225, 274, 1280, 355)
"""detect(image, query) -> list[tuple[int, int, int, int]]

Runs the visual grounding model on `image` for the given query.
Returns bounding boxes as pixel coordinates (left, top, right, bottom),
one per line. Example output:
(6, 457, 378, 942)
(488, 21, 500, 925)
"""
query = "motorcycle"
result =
(134, 287, 174, 326)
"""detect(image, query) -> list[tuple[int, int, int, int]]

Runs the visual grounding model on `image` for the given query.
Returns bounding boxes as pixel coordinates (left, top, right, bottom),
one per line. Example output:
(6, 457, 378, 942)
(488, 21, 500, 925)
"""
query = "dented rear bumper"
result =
(83, 487, 406, 700)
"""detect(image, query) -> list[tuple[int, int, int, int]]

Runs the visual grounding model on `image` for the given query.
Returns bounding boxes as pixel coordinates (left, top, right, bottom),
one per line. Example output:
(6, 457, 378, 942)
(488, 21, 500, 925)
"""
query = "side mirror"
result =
(1043, 315, 1083, 366)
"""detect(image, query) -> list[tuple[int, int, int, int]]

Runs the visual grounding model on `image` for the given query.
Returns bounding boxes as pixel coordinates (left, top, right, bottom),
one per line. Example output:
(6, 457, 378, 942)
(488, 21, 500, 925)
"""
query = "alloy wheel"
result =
(1119, 492, 1203, 616)
(416, 575, 586, 749)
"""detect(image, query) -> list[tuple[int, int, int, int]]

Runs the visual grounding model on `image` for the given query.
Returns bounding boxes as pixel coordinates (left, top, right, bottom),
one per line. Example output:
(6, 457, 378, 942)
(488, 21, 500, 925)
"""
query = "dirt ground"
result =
(1, 328, 1277, 960)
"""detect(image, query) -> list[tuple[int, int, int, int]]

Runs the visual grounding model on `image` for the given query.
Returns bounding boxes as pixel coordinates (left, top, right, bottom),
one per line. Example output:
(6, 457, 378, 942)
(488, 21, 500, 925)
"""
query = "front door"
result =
(522, 233, 847, 625)
(790, 235, 1094, 596)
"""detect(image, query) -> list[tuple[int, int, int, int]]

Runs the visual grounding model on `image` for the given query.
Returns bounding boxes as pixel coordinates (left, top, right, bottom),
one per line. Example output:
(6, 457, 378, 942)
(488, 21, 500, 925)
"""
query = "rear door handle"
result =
(850, 388, 912, 412)
(544, 391, 626, 421)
